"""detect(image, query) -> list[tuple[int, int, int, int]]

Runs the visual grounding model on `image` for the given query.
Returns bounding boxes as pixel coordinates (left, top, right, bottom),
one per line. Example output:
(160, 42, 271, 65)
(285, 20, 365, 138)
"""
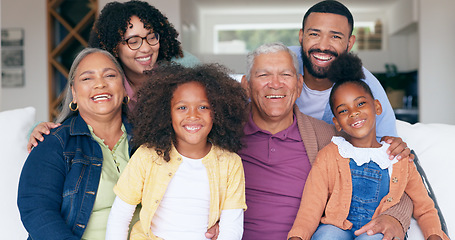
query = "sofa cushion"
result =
(396, 120, 454, 238)
(0, 107, 35, 238)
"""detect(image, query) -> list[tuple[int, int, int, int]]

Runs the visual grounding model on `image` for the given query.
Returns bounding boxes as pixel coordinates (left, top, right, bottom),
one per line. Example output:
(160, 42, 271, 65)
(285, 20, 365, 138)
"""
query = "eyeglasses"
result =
(123, 32, 160, 50)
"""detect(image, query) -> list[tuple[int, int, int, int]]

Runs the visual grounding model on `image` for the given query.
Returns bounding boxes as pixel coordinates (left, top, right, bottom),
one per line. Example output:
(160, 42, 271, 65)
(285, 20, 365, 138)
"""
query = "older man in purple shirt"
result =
(240, 115, 311, 238)
(239, 42, 413, 240)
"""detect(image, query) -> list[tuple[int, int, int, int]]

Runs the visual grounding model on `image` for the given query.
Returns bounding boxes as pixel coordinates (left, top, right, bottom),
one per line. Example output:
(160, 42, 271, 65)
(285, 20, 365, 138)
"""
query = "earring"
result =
(123, 96, 130, 105)
(69, 101, 78, 111)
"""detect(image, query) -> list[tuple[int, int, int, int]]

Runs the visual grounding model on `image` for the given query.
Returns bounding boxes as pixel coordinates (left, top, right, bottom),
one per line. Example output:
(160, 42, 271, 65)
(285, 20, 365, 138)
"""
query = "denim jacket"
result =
(17, 113, 133, 240)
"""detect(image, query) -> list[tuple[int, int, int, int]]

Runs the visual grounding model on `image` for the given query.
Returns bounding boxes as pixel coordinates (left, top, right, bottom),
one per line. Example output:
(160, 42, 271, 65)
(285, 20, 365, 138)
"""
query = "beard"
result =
(300, 45, 340, 79)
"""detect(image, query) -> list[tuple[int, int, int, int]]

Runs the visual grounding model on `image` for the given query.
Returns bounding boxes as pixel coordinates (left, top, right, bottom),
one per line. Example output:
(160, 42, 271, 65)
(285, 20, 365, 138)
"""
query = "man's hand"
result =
(205, 222, 220, 240)
(354, 214, 405, 240)
(381, 136, 414, 162)
(27, 122, 61, 153)
(427, 234, 442, 240)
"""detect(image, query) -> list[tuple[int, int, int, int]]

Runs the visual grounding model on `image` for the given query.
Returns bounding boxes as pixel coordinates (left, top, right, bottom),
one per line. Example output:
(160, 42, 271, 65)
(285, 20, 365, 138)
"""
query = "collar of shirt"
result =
(332, 136, 397, 169)
(243, 113, 301, 141)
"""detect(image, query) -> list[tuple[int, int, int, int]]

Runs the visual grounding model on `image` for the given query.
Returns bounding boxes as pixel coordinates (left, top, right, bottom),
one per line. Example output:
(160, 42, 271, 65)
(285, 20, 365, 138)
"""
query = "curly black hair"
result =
(130, 63, 248, 161)
(303, 0, 354, 36)
(329, 52, 374, 114)
(89, 0, 183, 62)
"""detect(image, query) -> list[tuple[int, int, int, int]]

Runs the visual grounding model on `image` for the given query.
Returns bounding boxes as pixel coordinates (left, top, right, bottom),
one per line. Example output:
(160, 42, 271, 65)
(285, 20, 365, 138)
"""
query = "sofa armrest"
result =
(0, 107, 36, 238)
(396, 120, 454, 238)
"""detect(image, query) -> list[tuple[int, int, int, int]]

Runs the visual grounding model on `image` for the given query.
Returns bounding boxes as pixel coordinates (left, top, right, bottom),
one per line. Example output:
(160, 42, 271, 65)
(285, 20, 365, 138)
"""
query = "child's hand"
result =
(381, 136, 414, 161)
(27, 122, 61, 153)
(354, 214, 405, 240)
(205, 222, 219, 240)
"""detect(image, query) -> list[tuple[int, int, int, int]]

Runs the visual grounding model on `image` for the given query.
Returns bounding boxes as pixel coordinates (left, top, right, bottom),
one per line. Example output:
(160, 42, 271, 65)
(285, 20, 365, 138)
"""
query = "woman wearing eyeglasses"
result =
(27, 0, 200, 149)
(89, 0, 200, 110)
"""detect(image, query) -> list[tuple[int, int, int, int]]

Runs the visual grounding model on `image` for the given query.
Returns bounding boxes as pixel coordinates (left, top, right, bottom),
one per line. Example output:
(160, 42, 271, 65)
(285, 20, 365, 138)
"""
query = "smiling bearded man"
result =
(289, 0, 397, 143)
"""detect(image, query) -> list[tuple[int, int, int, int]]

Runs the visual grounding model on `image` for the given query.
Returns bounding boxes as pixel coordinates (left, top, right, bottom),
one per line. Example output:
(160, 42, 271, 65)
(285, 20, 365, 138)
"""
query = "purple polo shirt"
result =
(239, 114, 311, 240)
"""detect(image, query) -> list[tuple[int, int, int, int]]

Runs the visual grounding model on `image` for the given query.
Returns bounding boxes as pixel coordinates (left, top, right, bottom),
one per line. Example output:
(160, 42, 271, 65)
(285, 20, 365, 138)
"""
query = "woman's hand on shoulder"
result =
(27, 122, 61, 153)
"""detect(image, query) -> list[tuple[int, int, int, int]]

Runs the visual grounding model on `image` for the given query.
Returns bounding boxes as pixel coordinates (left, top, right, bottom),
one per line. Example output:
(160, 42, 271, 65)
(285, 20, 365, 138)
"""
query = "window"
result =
(213, 20, 383, 54)
(214, 23, 300, 54)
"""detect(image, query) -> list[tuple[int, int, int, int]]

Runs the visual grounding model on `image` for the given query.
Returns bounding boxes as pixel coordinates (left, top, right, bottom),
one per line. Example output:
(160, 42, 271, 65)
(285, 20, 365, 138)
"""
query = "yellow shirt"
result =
(114, 144, 247, 240)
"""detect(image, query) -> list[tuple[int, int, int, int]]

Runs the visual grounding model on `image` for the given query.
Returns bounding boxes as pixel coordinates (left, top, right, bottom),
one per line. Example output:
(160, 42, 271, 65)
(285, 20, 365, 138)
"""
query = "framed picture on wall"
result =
(2, 49, 23, 67)
(1, 28, 24, 47)
(1, 28, 25, 87)
(2, 68, 24, 88)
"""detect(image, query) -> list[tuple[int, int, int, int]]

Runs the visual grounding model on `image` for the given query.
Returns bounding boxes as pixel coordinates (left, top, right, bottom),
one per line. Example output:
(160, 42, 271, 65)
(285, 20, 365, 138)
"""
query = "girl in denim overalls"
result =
(287, 53, 448, 240)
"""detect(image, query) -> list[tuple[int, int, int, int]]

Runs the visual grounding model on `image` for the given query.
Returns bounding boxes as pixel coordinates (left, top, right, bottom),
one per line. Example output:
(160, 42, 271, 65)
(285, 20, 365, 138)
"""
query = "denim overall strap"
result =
(347, 159, 390, 232)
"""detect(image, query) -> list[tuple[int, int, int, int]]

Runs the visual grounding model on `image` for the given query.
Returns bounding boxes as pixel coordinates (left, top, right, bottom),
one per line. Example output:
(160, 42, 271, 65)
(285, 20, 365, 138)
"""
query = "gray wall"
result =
(419, 0, 455, 123)
(1, 0, 47, 121)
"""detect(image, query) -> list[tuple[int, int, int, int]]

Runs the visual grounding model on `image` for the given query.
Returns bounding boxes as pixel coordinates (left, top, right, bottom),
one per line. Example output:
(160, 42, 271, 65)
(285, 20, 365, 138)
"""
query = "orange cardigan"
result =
(288, 142, 449, 240)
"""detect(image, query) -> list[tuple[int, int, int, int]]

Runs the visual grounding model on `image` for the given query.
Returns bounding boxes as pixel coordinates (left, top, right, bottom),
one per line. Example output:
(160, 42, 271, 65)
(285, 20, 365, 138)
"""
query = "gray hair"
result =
(245, 42, 300, 81)
(56, 48, 125, 123)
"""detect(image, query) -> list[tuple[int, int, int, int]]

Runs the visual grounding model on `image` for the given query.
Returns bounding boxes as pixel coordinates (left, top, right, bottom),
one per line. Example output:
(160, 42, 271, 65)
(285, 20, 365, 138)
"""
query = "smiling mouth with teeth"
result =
(313, 54, 333, 61)
(265, 95, 285, 99)
(136, 55, 151, 62)
(351, 119, 365, 127)
(184, 125, 202, 131)
(92, 94, 112, 101)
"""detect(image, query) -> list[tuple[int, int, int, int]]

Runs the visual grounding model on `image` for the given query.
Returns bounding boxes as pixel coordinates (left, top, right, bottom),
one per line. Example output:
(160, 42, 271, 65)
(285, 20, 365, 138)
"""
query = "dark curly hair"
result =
(303, 0, 354, 36)
(329, 52, 374, 114)
(130, 63, 248, 161)
(89, 0, 183, 62)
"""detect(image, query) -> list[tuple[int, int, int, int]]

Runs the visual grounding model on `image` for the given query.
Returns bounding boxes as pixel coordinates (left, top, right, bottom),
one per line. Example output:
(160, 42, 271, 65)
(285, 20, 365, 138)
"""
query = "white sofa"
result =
(397, 120, 454, 239)
(1, 107, 452, 239)
(0, 107, 35, 239)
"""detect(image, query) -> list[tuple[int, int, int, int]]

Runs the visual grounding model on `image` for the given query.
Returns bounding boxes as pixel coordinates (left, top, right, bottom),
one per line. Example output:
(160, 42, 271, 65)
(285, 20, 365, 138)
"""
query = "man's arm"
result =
(362, 67, 398, 140)
(380, 193, 413, 231)
(355, 193, 413, 240)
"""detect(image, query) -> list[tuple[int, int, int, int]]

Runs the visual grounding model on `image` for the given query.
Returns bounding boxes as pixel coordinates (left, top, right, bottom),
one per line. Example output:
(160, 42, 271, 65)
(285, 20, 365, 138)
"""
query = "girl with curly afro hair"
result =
(106, 63, 249, 239)
(89, 0, 200, 108)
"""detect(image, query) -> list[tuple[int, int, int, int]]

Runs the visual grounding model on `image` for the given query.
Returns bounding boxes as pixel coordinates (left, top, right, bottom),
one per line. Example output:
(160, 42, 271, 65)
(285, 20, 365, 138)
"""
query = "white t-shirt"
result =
(151, 155, 211, 239)
(106, 155, 244, 240)
(295, 81, 332, 120)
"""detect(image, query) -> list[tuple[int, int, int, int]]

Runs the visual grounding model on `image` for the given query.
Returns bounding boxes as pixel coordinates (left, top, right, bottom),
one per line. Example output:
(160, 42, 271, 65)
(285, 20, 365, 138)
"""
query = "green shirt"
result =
(81, 124, 129, 240)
